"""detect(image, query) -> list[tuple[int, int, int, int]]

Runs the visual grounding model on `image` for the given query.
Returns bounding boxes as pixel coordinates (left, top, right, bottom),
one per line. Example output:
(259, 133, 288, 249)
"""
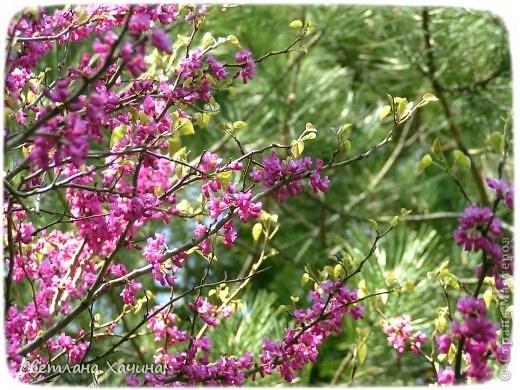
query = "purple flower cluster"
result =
(28, 112, 89, 170)
(233, 50, 256, 84)
(48, 332, 90, 364)
(454, 206, 502, 259)
(189, 297, 218, 327)
(486, 178, 513, 210)
(121, 280, 143, 306)
(259, 279, 363, 382)
(436, 296, 501, 384)
(207, 55, 228, 81)
(382, 315, 425, 355)
(151, 27, 173, 54)
(251, 152, 330, 202)
(437, 366, 455, 384)
(127, 277, 362, 386)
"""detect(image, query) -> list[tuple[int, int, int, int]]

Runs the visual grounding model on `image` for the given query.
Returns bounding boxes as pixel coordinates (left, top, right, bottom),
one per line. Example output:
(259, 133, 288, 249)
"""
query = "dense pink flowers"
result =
(144, 233, 179, 286)
(134, 277, 363, 386)
(233, 50, 256, 84)
(151, 27, 173, 53)
(258, 279, 363, 382)
(206, 55, 228, 81)
(487, 178, 513, 209)
(189, 297, 218, 327)
(251, 152, 330, 202)
(121, 280, 143, 306)
(382, 315, 425, 355)
(51, 333, 90, 364)
(437, 366, 455, 384)
(437, 297, 502, 383)
(453, 206, 502, 259)
(436, 333, 451, 354)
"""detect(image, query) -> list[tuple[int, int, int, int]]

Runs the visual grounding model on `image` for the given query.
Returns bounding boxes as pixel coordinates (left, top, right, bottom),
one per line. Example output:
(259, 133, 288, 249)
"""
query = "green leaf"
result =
(377, 288, 388, 304)
(291, 140, 304, 158)
(403, 279, 415, 293)
(252, 223, 262, 241)
(379, 105, 391, 120)
(176, 117, 195, 135)
(202, 32, 213, 48)
(385, 271, 396, 286)
(422, 92, 438, 102)
(483, 289, 493, 309)
(168, 136, 182, 157)
(338, 123, 352, 136)
(400, 208, 412, 216)
(417, 92, 439, 107)
(129, 106, 140, 122)
(368, 219, 378, 228)
(432, 137, 443, 159)
(300, 272, 310, 288)
(22, 145, 32, 158)
(387, 94, 395, 108)
(233, 120, 247, 129)
(453, 150, 471, 168)
(324, 265, 335, 276)
(490, 131, 504, 154)
(399, 101, 413, 122)
(389, 215, 399, 228)
(288, 20, 303, 29)
(216, 170, 233, 187)
(358, 343, 367, 365)
(227, 35, 241, 47)
(305, 122, 316, 131)
(342, 140, 352, 155)
(110, 125, 127, 148)
(300, 132, 316, 141)
(195, 112, 212, 130)
(333, 264, 343, 279)
(420, 154, 433, 169)
(435, 315, 447, 333)
(138, 112, 151, 123)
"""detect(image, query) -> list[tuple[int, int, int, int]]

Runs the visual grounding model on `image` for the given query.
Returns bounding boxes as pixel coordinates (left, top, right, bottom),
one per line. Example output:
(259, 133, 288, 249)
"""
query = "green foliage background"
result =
(8, 4, 512, 386)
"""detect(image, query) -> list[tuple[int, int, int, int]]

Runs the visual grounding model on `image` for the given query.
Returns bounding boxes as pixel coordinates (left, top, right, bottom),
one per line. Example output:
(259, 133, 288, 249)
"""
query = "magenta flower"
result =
(486, 177, 513, 209)
(453, 206, 502, 260)
(436, 334, 451, 354)
(233, 50, 256, 84)
(382, 314, 425, 355)
(151, 27, 173, 54)
(437, 366, 455, 384)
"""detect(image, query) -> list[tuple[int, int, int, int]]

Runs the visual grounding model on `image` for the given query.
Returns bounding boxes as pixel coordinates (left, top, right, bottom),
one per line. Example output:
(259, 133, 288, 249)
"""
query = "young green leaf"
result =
(420, 154, 433, 169)
(291, 140, 304, 158)
(288, 20, 303, 29)
(490, 131, 504, 155)
(358, 343, 367, 365)
(432, 137, 443, 159)
(110, 125, 127, 148)
(252, 223, 263, 241)
(379, 105, 391, 120)
(342, 140, 352, 155)
(453, 150, 471, 168)
(176, 117, 195, 135)
(233, 120, 247, 129)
